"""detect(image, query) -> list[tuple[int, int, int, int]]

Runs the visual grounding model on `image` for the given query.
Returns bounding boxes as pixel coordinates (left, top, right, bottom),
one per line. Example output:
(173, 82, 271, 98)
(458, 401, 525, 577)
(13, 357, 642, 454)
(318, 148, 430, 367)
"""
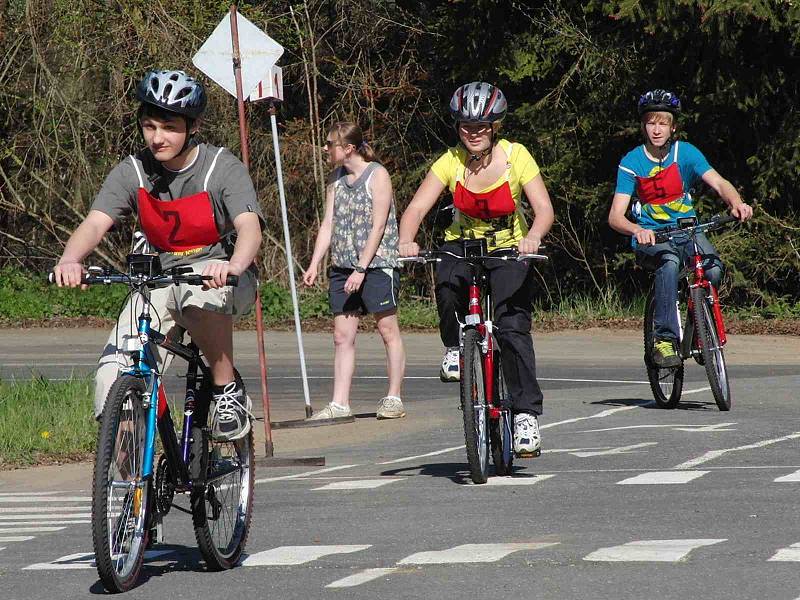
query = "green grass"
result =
(0, 376, 96, 468)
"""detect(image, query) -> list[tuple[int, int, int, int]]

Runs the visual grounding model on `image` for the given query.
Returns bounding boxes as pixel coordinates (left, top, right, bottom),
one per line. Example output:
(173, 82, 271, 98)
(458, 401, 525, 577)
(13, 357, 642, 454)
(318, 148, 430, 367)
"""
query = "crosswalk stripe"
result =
(0, 536, 35, 542)
(0, 526, 66, 533)
(617, 471, 708, 485)
(478, 474, 555, 487)
(583, 539, 726, 562)
(774, 469, 800, 482)
(0, 514, 91, 521)
(0, 520, 89, 526)
(769, 543, 800, 561)
(0, 496, 91, 503)
(241, 545, 371, 566)
(0, 506, 90, 513)
(326, 567, 400, 588)
(24, 550, 173, 570)
(255, 465, 359, 484)
(312, 479, 402, 491)
(398, 542, 558, 565)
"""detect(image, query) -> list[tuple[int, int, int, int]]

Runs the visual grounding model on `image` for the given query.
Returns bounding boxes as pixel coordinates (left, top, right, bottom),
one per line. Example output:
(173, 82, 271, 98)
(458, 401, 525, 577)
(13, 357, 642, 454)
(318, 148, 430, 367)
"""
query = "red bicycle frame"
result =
(686, 249, 728, 346)
(464, 273, 502, 419)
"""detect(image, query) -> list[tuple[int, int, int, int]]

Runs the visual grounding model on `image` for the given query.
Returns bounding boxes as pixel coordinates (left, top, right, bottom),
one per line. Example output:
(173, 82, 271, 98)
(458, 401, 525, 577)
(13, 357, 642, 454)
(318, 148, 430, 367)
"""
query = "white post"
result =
(269, 107, 313, 416)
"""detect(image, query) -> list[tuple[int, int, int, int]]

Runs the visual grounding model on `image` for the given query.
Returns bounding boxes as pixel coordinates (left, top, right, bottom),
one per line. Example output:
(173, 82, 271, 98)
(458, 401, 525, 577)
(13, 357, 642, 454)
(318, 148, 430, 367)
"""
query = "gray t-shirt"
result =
(330, 162, 399, 269)
(91, 143, 264, 269)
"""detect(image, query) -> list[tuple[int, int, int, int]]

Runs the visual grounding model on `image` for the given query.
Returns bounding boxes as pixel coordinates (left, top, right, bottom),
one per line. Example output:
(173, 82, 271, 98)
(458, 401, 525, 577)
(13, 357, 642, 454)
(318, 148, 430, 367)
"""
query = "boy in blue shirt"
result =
(608, 89, 753, 367)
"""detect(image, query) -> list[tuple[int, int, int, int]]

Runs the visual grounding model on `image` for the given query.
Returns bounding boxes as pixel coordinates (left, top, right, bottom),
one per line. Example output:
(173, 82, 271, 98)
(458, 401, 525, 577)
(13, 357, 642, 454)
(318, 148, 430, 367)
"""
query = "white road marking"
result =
(584, 539, 726, 562)
(255, 464, 359, 484)
(541, 405, 642, 430)
(673, 432, 800, 470)
(774, 469, 800, 482)
(681, 385, 712, 396)
(478, 474, 555, 487)
(576, 423, 736, 433)
(398, 542, 558, 564)
(241, 545, 371, 566)
(378, 445, 465, 465)
(0, 492, 76, 497)
(0, 526, 66, 533)
(571, 443, 657, 457)
(24, 550, 173, 570)
(542, 447, 611, 454)
(248, 376, 650, 384)
(312, 479, 401, 491)
(326, 567, 400, 588)
(617, 471, 709, 485)
(0, 506, 90, 513)
(0, 513, 91, 521)
(769, 543, 800, 561)
(0, 536, 35, 542)
(0, 496, 91, 503)
(0, 520, 89, 526)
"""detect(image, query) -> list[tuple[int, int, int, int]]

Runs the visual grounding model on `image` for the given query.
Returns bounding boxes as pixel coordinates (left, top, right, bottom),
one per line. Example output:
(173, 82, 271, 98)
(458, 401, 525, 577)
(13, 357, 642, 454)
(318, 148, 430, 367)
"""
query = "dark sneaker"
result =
(211, 382, 252, 441)
(652, 339, 681, 368)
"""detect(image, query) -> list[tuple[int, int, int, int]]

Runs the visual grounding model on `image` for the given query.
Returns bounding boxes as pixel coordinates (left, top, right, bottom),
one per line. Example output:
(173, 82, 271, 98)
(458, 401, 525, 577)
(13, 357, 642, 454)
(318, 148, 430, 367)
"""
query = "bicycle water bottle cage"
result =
(462, 238, 488, 258)
(677, 216, 698, 229)
(127, 253, 162, 277)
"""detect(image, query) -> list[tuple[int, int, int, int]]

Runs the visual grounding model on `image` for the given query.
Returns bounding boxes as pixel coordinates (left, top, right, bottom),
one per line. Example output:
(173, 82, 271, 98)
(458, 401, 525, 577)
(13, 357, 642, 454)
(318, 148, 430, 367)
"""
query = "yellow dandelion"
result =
(40, 431, 50, 440)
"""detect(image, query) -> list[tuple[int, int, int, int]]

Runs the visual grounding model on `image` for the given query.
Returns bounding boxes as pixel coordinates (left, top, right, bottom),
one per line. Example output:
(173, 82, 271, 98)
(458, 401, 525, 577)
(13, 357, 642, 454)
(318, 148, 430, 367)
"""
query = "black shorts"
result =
(328, 267, 399, 315)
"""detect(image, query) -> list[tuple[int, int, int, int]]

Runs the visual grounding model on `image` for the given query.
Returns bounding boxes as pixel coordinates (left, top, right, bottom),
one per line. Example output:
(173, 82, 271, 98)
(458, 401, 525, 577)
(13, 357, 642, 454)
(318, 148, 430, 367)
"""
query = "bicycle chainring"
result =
(155, 454, 175, 515)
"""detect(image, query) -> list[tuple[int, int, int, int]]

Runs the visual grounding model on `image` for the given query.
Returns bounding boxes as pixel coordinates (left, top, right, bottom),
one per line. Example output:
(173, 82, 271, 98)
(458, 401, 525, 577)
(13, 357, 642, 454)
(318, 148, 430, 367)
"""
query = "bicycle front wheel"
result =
(644, 287, 684, 408)
(191, 377, 254, 570)
(92, 375, 151, 593)
(691, 287, 731, 411)
(460, 329, 490, 484)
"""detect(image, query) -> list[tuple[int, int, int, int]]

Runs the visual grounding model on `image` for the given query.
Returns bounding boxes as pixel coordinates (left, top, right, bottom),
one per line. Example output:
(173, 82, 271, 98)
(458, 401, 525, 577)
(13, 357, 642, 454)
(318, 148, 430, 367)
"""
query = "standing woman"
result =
(303, 122, 406, 420)
(398, 82, 554, 457)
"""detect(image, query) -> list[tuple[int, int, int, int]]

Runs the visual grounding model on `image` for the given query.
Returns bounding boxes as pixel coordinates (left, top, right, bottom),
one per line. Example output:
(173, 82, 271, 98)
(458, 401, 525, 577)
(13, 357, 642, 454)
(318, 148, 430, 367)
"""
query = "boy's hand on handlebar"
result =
(730, 202, 753, 223)
(634, 228, 657, 246)
(203, 261, 242, 289)
(518, 234, 541, 255)
(53, 262, 88, 289)
(398, 241, 420, 257)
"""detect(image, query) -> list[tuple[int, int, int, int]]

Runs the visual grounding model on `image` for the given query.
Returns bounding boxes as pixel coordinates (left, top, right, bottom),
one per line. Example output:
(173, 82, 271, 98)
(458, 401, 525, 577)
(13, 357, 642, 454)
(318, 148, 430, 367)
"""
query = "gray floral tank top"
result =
(330, 162, 399, 269)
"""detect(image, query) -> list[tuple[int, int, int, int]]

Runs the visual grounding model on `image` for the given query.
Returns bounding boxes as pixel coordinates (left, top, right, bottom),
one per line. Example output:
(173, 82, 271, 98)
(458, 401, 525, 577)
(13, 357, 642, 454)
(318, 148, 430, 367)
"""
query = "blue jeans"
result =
(636, 232, 723, 342)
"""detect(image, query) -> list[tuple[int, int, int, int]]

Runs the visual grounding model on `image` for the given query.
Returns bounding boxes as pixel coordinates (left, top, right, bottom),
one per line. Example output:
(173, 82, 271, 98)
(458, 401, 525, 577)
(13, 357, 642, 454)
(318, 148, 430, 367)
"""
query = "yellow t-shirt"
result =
(430, 139, 540, 250)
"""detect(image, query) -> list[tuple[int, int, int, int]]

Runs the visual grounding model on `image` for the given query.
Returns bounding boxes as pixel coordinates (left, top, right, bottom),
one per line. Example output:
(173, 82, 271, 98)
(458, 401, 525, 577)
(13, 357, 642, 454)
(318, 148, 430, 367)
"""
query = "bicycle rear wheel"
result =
(191, 375, 254, 570)
(643, 287, 684, 408)
(489, 350, 513, 476)
(460, 329, 490, 484)
(92, 375, 150, 593)
(691, 287, 731, 411)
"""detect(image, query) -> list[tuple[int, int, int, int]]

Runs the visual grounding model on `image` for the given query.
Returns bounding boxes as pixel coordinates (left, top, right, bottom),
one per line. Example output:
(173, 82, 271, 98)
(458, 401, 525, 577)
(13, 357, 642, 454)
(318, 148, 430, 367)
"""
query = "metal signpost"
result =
(193, 5, 326, 463)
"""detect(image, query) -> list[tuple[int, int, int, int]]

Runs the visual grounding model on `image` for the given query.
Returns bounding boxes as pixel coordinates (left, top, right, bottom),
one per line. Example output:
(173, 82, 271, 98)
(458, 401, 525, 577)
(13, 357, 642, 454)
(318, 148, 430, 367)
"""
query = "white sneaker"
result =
(440, 347, 460, 382)
(376, 396, 406, 419)
(306, 402, 352, 421)
(211, 382, 252, 441)
(513, 413, 541, 457)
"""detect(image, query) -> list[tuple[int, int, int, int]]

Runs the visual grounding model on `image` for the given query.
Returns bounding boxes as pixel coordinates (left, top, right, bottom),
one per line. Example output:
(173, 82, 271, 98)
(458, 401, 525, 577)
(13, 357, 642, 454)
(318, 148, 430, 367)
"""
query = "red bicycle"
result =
(644, 214, 738, 411)
(401, 239, 547, 484)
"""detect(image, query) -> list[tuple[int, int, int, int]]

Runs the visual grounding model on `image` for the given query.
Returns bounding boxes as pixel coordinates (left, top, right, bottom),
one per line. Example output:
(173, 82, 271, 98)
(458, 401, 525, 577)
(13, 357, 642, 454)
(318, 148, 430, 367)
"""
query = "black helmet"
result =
(637, 89, 681, 116)
(449, 82, 507, 123)
(136, 70, 207, 119)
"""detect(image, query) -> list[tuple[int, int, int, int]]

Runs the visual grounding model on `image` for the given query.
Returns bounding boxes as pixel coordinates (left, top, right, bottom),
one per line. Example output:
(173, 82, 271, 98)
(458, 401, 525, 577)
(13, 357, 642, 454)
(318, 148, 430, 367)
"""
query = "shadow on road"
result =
(590, 397, 718, 411)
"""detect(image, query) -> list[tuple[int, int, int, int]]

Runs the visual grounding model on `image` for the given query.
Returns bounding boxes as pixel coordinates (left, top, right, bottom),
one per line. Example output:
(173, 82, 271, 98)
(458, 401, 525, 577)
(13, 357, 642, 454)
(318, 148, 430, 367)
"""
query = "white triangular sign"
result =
(192, 12, 284, 99)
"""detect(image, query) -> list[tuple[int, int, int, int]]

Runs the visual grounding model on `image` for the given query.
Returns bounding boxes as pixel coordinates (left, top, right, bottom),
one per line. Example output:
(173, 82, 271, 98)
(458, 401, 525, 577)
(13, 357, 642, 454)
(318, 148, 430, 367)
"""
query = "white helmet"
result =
(449, 82, 507, 123)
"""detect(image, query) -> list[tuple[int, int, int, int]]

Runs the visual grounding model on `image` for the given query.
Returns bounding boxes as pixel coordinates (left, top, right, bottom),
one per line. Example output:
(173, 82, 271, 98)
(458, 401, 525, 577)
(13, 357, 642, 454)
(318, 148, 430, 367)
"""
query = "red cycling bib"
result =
(453, 180, 516, 220)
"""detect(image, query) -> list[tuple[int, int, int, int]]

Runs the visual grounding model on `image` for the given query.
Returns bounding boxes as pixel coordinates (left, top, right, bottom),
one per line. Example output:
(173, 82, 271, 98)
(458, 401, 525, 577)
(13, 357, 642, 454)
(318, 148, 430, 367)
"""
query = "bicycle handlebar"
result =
(48, 269, 239, 287)
(652, 214, 738, 244)
(399, 248, 548, 265)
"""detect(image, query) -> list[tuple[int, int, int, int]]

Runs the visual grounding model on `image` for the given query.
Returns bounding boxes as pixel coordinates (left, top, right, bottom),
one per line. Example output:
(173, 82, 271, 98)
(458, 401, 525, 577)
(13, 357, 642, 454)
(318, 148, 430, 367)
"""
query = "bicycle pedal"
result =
(514, 449, 541, 459)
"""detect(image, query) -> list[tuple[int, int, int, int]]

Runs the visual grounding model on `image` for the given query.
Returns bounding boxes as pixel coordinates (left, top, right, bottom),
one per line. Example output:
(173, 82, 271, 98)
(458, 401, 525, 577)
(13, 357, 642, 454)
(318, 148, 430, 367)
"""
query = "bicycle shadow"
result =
(380, 462, 540, 484)
(591, 398, 718, 411)
(89, 545, 209, 594)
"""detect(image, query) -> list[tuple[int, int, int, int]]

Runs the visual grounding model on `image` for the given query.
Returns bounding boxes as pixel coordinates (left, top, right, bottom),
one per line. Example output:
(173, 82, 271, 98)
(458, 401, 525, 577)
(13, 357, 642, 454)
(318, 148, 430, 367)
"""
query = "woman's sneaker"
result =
(306, 402, 352, 421)
(440, 347, 460, 382)
(211, 382, 252, 441)
(376, 396, 406, 419)
(513, 413, 541, 458)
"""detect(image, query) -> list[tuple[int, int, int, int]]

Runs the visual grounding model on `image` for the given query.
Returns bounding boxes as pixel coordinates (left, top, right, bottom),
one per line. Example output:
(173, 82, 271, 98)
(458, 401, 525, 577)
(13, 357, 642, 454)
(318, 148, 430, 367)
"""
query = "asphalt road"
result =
(1, 328, 799, 599)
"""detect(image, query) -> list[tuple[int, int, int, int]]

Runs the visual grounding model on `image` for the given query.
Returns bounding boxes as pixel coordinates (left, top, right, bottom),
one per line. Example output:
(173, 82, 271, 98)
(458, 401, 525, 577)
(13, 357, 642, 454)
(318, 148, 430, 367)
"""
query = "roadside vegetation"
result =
(0, 376, 96, 468)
